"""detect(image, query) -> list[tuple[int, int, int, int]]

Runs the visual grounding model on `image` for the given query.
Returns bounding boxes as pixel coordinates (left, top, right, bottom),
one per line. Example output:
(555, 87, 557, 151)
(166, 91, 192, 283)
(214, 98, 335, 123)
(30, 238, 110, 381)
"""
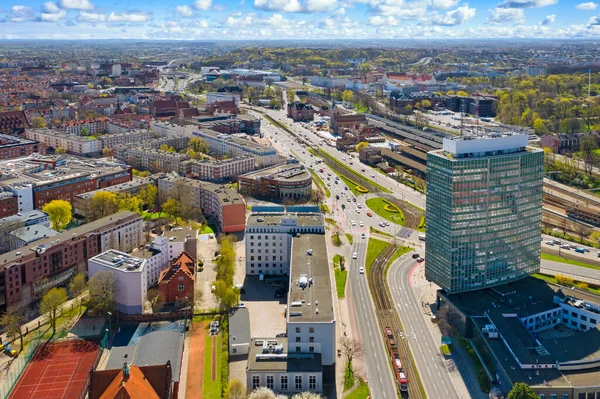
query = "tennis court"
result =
(8, 340, 100, 399)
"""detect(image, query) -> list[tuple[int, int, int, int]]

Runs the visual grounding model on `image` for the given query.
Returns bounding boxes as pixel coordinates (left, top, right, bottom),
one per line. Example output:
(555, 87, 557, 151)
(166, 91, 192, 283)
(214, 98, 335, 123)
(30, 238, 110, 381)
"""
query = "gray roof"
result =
(106, 329, 184, 382)
(10, 225, 58, 243)
(239, 164, 312, 183)
(0, 210, 48, 227)
(247, 337, 322, 373)
(287, 233, 334, 323)
(246, 213, 324, 227)
(229, 307, 251, 347)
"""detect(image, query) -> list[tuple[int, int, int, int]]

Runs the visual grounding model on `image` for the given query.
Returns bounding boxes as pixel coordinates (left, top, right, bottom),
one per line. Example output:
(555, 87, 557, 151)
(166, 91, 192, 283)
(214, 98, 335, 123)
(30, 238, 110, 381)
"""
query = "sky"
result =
(1, 0, 600, 40)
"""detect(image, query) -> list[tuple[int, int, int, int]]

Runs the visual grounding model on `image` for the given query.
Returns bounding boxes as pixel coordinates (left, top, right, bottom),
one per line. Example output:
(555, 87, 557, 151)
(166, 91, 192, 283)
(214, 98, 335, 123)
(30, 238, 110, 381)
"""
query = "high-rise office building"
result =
(425, 134, 544, 294)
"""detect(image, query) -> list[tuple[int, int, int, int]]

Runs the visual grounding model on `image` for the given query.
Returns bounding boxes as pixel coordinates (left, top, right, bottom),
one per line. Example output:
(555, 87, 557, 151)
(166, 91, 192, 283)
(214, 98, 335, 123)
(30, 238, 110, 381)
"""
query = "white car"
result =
(359, 267, 365, 274)
(351, 220, 356, 226)
(353, 252, 358, 259)
(357, 204, 363, 209)
(356, 209, 361, 214)
(359, 221, 364, 227)
(545, 241, 554, 246)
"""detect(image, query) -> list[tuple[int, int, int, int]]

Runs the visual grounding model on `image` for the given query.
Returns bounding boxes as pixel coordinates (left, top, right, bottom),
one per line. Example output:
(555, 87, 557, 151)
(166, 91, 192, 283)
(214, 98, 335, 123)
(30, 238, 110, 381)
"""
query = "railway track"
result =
(367, 242, 424, 399)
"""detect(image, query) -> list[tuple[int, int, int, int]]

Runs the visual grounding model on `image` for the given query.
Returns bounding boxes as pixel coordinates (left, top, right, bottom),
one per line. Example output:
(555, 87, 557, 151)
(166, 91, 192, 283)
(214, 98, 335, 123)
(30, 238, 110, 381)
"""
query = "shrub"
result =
(476, 368, 491, 393)
(355, 185, 369, 193)
(383, 204, 401, 213)
(556, 274, 575, 286)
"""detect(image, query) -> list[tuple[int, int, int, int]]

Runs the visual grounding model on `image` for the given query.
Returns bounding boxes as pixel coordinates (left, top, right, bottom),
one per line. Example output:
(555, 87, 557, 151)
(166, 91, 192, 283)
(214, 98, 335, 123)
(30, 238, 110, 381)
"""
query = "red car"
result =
(367, 212, 373, 217)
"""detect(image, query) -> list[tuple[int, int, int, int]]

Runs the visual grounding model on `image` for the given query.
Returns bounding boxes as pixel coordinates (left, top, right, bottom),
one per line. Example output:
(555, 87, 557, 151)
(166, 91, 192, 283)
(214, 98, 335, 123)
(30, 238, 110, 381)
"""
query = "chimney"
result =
(122, 362, 130, 381)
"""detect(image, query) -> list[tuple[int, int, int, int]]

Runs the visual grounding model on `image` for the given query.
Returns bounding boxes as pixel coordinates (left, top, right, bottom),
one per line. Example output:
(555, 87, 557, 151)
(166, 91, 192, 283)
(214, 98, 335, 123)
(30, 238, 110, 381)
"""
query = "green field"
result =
(366, 238, 389, 275)
(365, 197, 406, 226)
(333, 254, 347, 298)
(345, 378, 370, 399)
(345, 233, 354, 245)
(386, 246, 412, 270)
(202, 330, 222, 399)
(199, 224, 216, 234)
(532, 273, 600, 295)
(541, 252, 600, 270)
(142, 211, 168, 220)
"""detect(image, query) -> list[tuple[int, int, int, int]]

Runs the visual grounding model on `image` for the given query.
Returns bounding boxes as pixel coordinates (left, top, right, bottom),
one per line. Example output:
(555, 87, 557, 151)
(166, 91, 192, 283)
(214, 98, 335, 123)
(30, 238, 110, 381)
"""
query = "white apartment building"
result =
(189, 156, 255, 181)
(245, 210, 325, 276)
(98, 214, 144, 254)
(193, 130, 279, 168)
(162, 226, 199, 263)
(88, 250, 148, 314)
(132, 235, 169, 287)
(26, 129, 102, 154)
(100, 130, 154, 148)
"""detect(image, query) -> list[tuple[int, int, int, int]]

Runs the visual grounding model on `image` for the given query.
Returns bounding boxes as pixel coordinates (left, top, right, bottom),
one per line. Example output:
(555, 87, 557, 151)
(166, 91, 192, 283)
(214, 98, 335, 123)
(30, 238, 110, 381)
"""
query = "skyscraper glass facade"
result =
(425, 137, 544, 294)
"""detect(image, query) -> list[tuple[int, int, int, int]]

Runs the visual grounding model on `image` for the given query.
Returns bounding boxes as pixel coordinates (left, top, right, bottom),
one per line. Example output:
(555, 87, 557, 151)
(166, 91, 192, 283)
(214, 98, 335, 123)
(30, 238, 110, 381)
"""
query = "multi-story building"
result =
(0, 211, 142, 311)
(238, 165, 313, 201)
(193, 130, 279, 168)
(245, 207, 334, 395)
(9, 225, 58, 251)
(56, 118, 108, 135)
(0, 190, 18, 219)
(99, 130, 155, 149)
(88, 250, 148, 314)
(162, 226, 198, 263)
(425, 134, 544, 294)
(158, 252, 195, 304)
(131, 235, 169, 287)
(157, 176, 246, 233)
(0, 134, 46, 160)
(187, 156, 255, 182)
(206, 92, 241, 107)
(287, 102, 315, 122)
(114, 147, 190, 174)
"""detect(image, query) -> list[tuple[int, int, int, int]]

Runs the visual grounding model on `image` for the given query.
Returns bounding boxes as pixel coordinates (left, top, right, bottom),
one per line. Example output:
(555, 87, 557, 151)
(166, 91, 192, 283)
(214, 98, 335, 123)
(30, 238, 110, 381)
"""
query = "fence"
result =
(75, 332, 105, 399)
(0, 333, 42, 399)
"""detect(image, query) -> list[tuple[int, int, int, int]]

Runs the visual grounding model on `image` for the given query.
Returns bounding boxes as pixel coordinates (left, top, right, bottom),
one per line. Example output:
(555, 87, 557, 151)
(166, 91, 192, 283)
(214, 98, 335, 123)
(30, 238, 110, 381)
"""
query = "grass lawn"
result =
(309, 168, 331, 197)
(457, 336, 491, 393)
(386, 246, 412, 270)
(366, 238, 389, 275)
(335, 269, 348, 298)
(541, 252, 600, 270)
(344, 364, 355, 391)
(370, 227, 393, 237)
(345, 377, 370, 399)
(345, 233, 354, 245)
(142, 211, 168, 220)
(199, 224, 216, 234)
(532, 273, 600, 295)
(416, 216, 426, 233)
(365, 197, 406, 226)
(203, 329, 222, 399)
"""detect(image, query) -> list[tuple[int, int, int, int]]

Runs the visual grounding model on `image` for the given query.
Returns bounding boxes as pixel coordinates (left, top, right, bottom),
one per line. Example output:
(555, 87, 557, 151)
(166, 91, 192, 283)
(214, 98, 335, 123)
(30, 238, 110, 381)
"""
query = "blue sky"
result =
(1, 0, 600, 40)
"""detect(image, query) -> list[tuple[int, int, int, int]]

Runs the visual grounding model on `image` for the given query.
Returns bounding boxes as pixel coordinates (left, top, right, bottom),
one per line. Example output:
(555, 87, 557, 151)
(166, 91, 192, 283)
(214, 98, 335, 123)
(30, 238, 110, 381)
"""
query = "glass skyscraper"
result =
(425, 135, 544, 294)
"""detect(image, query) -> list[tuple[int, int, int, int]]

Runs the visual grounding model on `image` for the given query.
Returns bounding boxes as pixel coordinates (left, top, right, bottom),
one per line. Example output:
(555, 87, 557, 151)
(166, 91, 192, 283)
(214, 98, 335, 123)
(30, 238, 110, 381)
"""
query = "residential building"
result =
(229, 307, 250, 357)
(238, 164, 313, 201)
(9, 225, 58, 251)
(99, 130, 155, 149)
(114, 147, 190, 174)
(157, 252, 195, 304)
(56, 118, 107, 135)
(425, 134, 544, 294)
(89, 362, 174, 399)
(157, 176, 246, 233)
(0, 190, 18, 219)
(193, 129, 279, 168)
(0, 134, 46, 160)
(330, 111, 366, 134)
(0, 110, 30, 134)
(88, 250, 148, 314)
(162, 227, 199, 262)
(206, 92, 241, 107)
(540, 133, 600, 154)
(185, 156, 255, 182)
(287, 102, 315, 122)
(132, 235, 169, 287)
(0, 211, 142, 311)
(26, 129, 102, 154)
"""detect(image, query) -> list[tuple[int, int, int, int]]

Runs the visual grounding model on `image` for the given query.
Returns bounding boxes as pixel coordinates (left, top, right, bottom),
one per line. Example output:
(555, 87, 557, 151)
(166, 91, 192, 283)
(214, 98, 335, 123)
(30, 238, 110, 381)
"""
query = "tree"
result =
(190, 137, 209, 154)
(133, 169, 151, 177)
(456, 90, 468, 97)
(269, 98, 280, 109)
(55, 147, 67, 154)
(291, 393, 325, 399)
(139, 184, 158, 210)
(355, 141, 369, 152)
(0, 309, 28, 349)
(79, 127, 89, 136)
(31, 116, 46, 128)
(507, 382, 539, 399)
(88, 192, 118, 221)
(286, 89, 296, 104)
(162, 198, 182, 223)
(87, 271, 117, 316)
(40, 287, 68, 334)
(340, 337, 364, 368)
(159, 144, 175, 153)
(224, 379, 246, 399)
(146, 288, 164, 313)
(421, 99, 432, 110)
(118, 194, 143, 214)
(69, 273, 87, 314)
(247, 387, 287, 399)
(341, 90, 354, 103)
(580, 134, 599, 176)
(102, 147, 114, 158)
(42, 199, 72, 232)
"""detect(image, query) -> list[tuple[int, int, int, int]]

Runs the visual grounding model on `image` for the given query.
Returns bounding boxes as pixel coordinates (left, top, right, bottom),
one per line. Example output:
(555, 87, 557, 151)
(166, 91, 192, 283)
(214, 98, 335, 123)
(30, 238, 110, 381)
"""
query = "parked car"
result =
(417, 257, 425, 263)
(412, 253, 420, 259)
(367, 212, 373, 217)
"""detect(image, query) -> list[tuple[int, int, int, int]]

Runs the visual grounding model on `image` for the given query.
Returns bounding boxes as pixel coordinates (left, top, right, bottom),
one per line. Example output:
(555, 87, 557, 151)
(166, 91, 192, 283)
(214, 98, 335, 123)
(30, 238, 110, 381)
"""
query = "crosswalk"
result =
(396, 227, 412, 239)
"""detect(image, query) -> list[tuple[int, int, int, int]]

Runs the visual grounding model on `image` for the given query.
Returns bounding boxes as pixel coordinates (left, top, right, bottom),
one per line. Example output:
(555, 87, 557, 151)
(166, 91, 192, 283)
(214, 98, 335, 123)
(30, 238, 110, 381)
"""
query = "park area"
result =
(365, 198, 406, 225)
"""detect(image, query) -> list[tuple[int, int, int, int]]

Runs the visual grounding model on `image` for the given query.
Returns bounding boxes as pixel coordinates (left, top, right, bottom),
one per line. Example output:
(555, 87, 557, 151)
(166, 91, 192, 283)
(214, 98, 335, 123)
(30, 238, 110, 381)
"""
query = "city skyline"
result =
(1, 0, 600, 40)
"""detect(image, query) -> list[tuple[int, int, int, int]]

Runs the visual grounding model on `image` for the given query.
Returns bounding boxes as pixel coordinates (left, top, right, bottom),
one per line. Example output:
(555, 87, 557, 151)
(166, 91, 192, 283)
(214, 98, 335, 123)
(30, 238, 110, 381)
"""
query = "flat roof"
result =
(159, 175, 244, 205)
(288, 233, 334, 323)
(246, 212, 324, 227)
(247, 337, 322, 372)
(89, 249, 146, 273)
(0, 210, 47, 227)
(10, 224, 58, 243)
(196, 129, 276, 153)
(162, 226, 198, 242)
(240, 164, 311, 182)
(229, 307, 251, 347)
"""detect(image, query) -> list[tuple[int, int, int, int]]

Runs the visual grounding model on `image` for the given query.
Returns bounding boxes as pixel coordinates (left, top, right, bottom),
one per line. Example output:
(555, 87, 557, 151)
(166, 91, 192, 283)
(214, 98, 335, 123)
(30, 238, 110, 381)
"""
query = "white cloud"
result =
(58, 0, 94, 10)
(175, 5, 194, 17)
(254, 0, 301, 12)
(368, 15, 398, 25)
(6, 5, 35, 22)
(576, 2, 597, 10)
(198, 20, 209, 28)
(107, 12, 150, 23)
(498, 0, 557, 8)
(41, 9, 67, 21)
(587, 15, 600, 26)
(42, 1, 61, 13)
(368, 0, 428, 19)
(305, 0, 338, 12)
(432, 6, 476, 26)
(487, 7, 525, 24)
(194, 0, 213, 10)
(76, 11, 106, 22)
(431, 0, 459, 9)
(541, 14, 555, 25)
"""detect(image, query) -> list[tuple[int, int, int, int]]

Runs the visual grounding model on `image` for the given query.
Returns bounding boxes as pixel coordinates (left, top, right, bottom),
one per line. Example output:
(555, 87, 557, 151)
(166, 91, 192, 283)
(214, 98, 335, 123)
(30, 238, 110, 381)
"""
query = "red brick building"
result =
(158, 252, 195, 304)
(0, 110, 30, 134)
(287, 101, 315, 122)
(0, 134, 46, 160)
(0, 193, 18, 218)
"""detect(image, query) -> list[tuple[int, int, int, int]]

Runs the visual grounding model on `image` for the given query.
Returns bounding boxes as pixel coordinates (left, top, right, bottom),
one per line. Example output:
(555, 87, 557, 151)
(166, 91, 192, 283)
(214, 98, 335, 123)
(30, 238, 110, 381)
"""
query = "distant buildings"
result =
(238, 164, 313, 201)
(287, 101, 315, 122)
(0, 110, 30, 134)
(444, 95, 497, 117)
(0, 134, 46, 160)
(330, 111, 367, 135)
(540, 133, 600, 154)
(425, 134, 544, 294)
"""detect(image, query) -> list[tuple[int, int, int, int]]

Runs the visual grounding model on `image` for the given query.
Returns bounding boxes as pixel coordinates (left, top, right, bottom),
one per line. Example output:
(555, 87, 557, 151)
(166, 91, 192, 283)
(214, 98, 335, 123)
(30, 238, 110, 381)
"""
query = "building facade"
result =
(158, 252, 195, 304)
(238, 165, 313, 201)
(187, 156, 255, 182)
(193, 130, 279, 168)
(425, 135, 544, 294)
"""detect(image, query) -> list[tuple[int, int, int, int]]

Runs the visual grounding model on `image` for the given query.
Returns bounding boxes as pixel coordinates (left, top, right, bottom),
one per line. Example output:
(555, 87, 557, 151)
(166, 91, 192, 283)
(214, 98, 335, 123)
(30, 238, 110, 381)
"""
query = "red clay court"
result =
(9, 340, 100, 399)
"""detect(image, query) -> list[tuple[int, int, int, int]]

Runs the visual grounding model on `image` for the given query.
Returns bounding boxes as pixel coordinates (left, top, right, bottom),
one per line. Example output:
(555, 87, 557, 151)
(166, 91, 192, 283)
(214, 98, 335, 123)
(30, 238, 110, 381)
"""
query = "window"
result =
(572, 311, 578, 318)
(581, 315, 588, 321)
(309, 376, 316, 390)
(296, 346, 300, 352)
(178, 284, 184, 291)
(252, 376, 260, 389)
(232, 348, 237, 354)
(266, 376, 274, 389)
(296, 327, 301, 333)
(539, 394, 545, 399)
(178, 276, 184, 281)
(309, 337, 314, 342)
(295, 376, 302, 390)
(309, 346, 314, 352)
(296, 337, 301, 342)
(281, 376, 288, 391)
(309, 327, 314, 333)
(591, 318, 597, 324)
